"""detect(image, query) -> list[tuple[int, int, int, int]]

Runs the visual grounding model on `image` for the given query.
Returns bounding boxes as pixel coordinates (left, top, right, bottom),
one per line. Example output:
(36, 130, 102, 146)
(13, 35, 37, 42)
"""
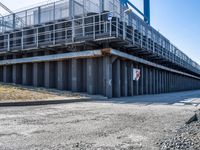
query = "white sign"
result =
(108, 12, 113, 21)
(133, 68, 141, 81)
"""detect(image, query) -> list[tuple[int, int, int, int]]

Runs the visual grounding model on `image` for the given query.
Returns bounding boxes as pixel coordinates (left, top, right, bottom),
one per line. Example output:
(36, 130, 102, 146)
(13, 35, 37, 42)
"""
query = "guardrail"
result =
(0, 11, 199, 75)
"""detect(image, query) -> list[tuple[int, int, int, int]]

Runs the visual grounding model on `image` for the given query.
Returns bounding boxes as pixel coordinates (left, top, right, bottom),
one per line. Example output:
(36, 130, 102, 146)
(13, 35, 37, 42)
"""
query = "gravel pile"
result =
(160, 110, 200, 150)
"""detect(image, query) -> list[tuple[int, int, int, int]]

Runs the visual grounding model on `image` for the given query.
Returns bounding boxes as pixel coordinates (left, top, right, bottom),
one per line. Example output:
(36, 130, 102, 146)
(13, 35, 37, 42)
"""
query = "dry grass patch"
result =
(0, 83, 83, 102)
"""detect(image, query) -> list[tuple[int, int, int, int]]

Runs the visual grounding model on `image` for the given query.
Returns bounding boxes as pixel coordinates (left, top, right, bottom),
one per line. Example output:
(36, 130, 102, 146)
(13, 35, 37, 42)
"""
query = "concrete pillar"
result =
(45, 61, 56, 88)
(3, 56, 12, 83)
(121, 61, 128, 97)
(161, 71, 164, 93)
(152, 68, 156, 94)
(170, 73, 173, 92)
(103, 56, 112, 98)
(12, 55, 17, 84)
(143, 66, 146, 94)
(166, 72, 169, 93)
(65, 60, 72, 91)
(71, 59, 78, 92)
(158, 70, 162, 94)
(13, 63, 22, 84)
(33, 53, 44, 87)
(165, 71, 168, 93)
(144, 66, 149, 94)
(148, 68, 152, 94)
(155, 69, 159, 94)
(33, 62, 44, 87)
(113, 59, 121, 97)
(127, 62, 133, 96)
(3, 65, 7, 83)
(87, 58, 96, 94)
(96, 58, 103, 95)
(163, 71, 166, 93)
(57, 60, 66, 90)
(139, 65, 144, 95)
(22, 63, 33, 86)
(0, 66, 3, 82)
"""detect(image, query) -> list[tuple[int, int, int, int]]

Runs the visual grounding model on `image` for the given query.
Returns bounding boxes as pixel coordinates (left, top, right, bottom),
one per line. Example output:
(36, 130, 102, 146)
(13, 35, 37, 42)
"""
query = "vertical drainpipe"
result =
(38, 6, 41, 24)
(69, 0, 74, 18)
(69, 0, 75, 42)
(99, 0, 104, 13)
(144, 0, 150, 25)
(13, 14, 16, 30)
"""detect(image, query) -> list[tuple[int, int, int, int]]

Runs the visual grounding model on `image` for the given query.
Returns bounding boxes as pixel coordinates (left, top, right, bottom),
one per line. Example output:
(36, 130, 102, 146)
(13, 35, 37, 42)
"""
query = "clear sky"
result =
(0, 0, 199, 64)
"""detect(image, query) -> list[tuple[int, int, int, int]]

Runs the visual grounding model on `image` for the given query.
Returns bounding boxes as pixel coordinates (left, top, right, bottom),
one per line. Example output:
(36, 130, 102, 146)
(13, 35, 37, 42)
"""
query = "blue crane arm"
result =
(120, 0, 150, 25)
(126, 0, 144, 17)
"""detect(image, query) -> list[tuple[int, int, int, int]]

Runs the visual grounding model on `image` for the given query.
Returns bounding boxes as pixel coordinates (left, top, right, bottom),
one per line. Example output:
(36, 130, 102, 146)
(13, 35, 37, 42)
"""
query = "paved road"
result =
(0, 90, 200, 150)
(108, 90, 200, 106)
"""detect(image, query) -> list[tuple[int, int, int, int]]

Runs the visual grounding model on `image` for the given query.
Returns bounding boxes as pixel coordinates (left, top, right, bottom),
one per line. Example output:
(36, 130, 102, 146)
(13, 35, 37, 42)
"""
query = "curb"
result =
(0, 99, 93, 107)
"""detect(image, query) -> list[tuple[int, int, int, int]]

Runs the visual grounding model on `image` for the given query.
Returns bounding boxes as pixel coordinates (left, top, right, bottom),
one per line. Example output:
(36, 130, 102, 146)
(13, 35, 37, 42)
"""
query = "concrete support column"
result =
(148, 68, 152, 94)
(12, 55, 17, 84)
(22, 63, 33, 86)
(170, 73, 173, 92)
(139, 65, 144, 95)
(45, 61, 56, 89)
(71, 59, 78, 92)
(3, 56, 12, 83)
(33, 53, 44, 87)
(22, 63, 27, 85)
(166, 72, 169, 93)
(127, 62, 133, 96)
(33, 62, 44, 87)
(0, 66, 3, 82)
(3, 65, 7, 83)
(162, 71, 165, 93)
(113, 59, 121, 97)
(144, 66, 149, 94)
(87, 58, 96, 95)
(165, 71, 168, 93)
(143, 66, 146, 94)
(155, 69, 159, 94)
(121, 61, 128, 97)
(158, 70, 162, 94)
(103, 56, 112, 98)
(12, 61, 22, 85)
(57, 60, 66, 90)
(163, 71, 166, 93)
(152, 68, 156, 94)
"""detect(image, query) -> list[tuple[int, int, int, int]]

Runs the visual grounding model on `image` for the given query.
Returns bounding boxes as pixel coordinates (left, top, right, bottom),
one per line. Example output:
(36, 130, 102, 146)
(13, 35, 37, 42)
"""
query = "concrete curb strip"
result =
(0, 99, 92, 107)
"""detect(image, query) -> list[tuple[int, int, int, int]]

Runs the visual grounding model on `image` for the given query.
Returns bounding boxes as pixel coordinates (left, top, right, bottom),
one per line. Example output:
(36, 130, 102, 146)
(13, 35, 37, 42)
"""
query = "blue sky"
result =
(131, 0, 200, 64)
(0, 0, 200, 64)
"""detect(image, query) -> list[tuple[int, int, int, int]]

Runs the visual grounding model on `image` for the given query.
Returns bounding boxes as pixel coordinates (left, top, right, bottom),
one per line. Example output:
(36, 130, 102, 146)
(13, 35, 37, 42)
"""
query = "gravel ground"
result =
(160, 110, 200, 150)
(0, 101, 198, 150)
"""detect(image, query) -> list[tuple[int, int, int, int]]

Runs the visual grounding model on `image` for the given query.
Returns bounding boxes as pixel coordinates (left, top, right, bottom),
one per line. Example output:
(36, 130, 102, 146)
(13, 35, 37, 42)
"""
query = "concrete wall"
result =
(0, 54, 200, 98)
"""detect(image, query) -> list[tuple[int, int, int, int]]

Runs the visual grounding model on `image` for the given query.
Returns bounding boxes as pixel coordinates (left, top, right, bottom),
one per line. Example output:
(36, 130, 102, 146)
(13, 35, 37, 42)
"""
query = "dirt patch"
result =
(0, 83, 85, 102)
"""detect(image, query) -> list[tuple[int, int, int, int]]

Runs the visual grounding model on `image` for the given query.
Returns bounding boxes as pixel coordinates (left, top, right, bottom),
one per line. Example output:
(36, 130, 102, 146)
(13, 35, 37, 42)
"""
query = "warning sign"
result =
(133, 68, 141, 81)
